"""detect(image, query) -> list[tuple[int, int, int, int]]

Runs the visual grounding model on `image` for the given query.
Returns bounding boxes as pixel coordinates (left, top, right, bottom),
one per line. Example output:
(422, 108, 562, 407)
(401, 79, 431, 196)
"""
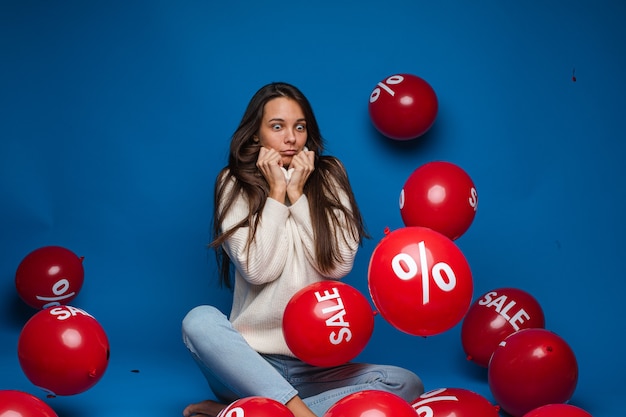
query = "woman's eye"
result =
(272, 124, 282, 130)
(296, 124, 306, 132)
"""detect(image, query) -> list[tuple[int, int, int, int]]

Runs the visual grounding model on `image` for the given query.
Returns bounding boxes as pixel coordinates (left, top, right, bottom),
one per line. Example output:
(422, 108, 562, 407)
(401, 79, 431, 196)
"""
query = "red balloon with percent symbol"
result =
(0, 390, 58, 417)
(324, 390, 417, 417)
(368, 73, 438, 140)
(217, 396, 294, 417)
(410, 387, 500, 417)
(400, 161, 478, 241)
(15, 245, 85, 309)
(522, 403, 593, 417)
(283, 281, 375, 367)
(488, 328, 579, 417)
(368, 227, 473, 336)
(18, 305, 110, 396)
(461, 287, 545, 368)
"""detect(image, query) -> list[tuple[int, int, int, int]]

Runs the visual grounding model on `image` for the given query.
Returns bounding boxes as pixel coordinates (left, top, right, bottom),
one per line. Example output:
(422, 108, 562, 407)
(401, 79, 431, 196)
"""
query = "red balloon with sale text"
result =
(522, 403, 593, 417)
(461, 287, 545, 367)
(217, 397, 294, 417)
(15, 245, 84, 309)
(488, 328, 578, 417)
(411, 387, 500, 417)
(400, 161, 478, 241)
(283, 281, 374, 367)
(368, 73, 438, 140)
(0, 390, 58, 417)
(18, 305, 110, 396)
(324, 390, 416, 417)
(368, 227, 473, 336)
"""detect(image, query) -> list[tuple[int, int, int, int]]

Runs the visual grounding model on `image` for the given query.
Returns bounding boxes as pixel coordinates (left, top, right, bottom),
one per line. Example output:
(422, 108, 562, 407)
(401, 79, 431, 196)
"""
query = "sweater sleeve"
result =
(221, 186, 291, 286)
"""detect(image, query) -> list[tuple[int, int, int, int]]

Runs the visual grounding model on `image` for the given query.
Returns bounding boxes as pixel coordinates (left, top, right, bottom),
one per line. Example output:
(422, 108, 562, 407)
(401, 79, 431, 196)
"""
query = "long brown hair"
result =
(210, 82, 368, 288)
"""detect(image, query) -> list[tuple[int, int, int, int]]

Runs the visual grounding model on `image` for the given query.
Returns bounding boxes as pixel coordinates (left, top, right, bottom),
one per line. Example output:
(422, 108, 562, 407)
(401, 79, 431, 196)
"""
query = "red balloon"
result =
(15, 245, 85, 309)
(410, 387, 500, 417)
(522, 403, 593, 417)
(217, 397, 294, 417)
(488, 328, 578, 417)
(0, 390, 58, 417)
(368, 73, 438, 140)
(368, 227, 473, 336)
(324, 390, 416, 417)
(18, 305, 110, 396)
(461, 288, 545, 367)
(283, 281, 374, 367)
(400, 161, 478, 240)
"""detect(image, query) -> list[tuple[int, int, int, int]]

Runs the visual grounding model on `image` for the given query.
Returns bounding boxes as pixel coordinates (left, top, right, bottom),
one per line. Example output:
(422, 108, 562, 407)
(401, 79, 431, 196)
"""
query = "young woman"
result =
(182, 82, 424, 417)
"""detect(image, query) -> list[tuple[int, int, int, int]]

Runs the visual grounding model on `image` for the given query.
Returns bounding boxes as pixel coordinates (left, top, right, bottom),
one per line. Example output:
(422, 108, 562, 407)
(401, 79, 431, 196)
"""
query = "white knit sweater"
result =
(220, 175, 360, 356)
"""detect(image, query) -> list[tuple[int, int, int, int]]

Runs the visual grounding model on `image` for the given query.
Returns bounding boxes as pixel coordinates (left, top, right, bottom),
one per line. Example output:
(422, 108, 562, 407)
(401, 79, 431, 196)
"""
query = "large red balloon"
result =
(368, 227, 473, 336)
(488, 328, 578, 417)
(410, 387, 500, 417)
(522, 403, 593, 417)
(368, 73, 438, 140)
(217, 397, 294, 417)
(400, 161, 478, 240)
(0, 390, 58, 417)
(324, 390, 416, 417)
(461, 288, 545, 367)
(283, 281, 374, 367)
(15, 245, 85, 309)
(18, 305, 110, 396)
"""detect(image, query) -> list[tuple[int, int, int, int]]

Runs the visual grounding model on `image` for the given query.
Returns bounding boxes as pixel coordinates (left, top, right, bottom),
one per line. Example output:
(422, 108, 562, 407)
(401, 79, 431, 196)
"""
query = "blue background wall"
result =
(1, 1, 624, 416)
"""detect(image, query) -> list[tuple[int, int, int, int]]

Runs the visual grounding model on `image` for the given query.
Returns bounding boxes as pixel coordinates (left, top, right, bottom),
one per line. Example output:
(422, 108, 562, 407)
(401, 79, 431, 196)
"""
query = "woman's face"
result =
(256, 97, 308, 168)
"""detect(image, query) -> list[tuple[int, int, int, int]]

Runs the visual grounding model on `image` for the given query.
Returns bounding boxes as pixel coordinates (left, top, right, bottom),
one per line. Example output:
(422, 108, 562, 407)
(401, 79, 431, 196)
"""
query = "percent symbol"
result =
(412, 388, 459, 417)
(36, 278, 76, 308)
(369, 75, 405, 103)
(391, 241, 456, 305)
(219, 407, 244, 417)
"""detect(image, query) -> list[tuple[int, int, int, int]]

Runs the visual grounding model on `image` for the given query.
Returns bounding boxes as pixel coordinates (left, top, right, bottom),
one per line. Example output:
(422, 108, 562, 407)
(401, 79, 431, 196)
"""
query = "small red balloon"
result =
(15, 245, 85, 309)
(368, 73, 438, 140)
(400, 161, 478, 240)
(410, 387, 500, 417)
(523, 403, 593, 417)
(283, 281, 374, 367)
(461, 288, 545, 367)
(217, 397, 294, 417)
(324, 390, 416, 417)
(0, 390, 58, 417)
(488, 328, 578, 417)
(18, 305, 110, 396)
(368, 227, 473, 336)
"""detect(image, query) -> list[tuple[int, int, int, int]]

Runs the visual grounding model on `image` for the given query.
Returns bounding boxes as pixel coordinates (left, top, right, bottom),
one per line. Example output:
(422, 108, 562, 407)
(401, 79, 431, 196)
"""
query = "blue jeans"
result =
(182, 305, 424, 416)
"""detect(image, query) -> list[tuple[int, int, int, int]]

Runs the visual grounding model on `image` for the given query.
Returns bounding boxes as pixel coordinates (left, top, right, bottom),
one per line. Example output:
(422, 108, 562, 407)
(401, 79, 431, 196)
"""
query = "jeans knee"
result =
(181, 305, 224, 344)
(387, 366, 424, 402)
(405, 369, 425, 400)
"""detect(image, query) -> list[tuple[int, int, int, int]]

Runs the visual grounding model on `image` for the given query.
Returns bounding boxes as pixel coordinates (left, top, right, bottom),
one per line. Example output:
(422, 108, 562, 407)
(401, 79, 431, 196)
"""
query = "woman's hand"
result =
(257, 147, 288, 203)
(286, 148, 315, 202)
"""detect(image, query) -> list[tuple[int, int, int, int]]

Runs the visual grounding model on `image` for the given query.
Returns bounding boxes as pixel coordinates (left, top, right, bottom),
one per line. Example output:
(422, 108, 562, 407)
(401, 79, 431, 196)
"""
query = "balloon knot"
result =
(466, 355, 472, 361)
(80, 256, 85, 262)
(89, 369, 98, 378)
(383, 227, 390, 235)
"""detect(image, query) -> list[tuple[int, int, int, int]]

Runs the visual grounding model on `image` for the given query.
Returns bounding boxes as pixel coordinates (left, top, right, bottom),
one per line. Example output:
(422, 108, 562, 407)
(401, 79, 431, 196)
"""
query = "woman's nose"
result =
(284, 129, 297, 143)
